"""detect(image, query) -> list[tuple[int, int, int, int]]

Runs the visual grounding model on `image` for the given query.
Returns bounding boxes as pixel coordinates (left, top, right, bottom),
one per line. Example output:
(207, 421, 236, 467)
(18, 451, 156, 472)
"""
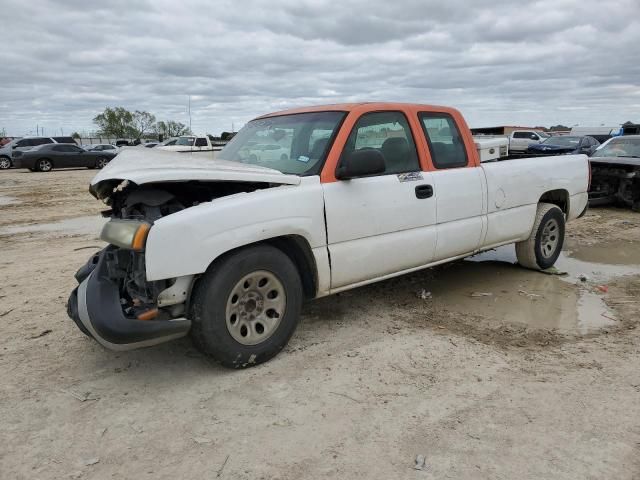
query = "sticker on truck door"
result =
(397, 172, 423, 182)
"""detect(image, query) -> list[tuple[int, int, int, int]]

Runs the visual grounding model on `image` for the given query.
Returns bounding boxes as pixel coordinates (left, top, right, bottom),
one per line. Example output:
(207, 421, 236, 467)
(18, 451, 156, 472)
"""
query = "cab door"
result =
(322, 111, 438, 289)
(418, 112, 485, 260)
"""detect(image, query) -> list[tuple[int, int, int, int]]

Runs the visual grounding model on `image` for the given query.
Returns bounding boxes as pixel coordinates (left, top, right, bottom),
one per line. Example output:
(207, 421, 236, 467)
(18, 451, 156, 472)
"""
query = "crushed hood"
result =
(89, 148, 301, 199)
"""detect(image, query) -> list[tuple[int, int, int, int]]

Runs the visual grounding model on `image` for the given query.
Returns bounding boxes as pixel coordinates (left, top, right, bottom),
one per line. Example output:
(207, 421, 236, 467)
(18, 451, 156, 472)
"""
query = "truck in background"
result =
(155, 135, 224, 154)
(471, 126, 549, 154)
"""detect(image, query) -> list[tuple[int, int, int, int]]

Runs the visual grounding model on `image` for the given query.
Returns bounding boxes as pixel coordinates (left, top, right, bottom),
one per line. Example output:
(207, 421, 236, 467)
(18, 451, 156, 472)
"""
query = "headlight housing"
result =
(100, 219, 151, 251)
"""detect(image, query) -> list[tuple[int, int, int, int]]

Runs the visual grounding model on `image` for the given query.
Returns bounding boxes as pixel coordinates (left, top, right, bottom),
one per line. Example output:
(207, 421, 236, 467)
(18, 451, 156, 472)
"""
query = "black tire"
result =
(35, 158, 53, 172)
(190, 244, 303, 368)
(280, 153, 288, 161)
(0, 156, 11, 169)
(516, 203, 565, 270)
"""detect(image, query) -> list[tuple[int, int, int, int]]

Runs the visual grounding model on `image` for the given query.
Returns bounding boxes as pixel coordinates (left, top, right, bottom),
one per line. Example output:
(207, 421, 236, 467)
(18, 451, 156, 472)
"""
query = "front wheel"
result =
(189, 244, 303, 368)
(516, 203, 565, 270)
(0, 157, 11, 169)
(96, 157, 109, 169)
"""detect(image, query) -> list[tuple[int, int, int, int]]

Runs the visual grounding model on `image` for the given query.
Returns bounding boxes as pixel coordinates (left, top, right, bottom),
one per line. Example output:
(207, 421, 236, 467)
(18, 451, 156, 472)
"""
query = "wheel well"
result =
(539, 189, 569, 214)
(205, 235, 318, 300)
(264, 236, 318, 299)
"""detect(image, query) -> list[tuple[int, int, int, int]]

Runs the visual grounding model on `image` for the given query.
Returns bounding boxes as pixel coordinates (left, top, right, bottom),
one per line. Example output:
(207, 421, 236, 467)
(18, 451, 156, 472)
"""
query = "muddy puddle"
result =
(424, 244, 640, 335)
(564, 240, 640, 266)
(0, 215, 106, 236)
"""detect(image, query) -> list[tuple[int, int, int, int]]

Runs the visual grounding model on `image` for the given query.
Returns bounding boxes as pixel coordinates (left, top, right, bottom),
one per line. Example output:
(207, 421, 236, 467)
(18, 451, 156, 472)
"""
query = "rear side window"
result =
(195, 138, 208, 147)
(340, 111, 420, 175)
(513, 131, 532, 139)
(52, 145, 66, 152)
(419, 113, 468, 169)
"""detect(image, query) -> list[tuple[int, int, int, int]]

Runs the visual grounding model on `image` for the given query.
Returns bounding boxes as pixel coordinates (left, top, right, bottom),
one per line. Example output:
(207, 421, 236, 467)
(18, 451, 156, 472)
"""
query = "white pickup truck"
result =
(155, 135, 223, 153)
(67, 102, 589, 368)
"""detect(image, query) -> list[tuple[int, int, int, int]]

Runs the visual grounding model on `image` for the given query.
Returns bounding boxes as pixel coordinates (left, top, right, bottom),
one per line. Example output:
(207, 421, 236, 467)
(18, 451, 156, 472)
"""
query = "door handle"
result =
(415, 184, 433, 199)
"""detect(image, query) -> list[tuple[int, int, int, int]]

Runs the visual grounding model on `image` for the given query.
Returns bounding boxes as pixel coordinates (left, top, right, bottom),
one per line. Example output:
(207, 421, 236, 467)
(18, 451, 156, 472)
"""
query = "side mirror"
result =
(530, 135, 538, 140)
(336, 149, 386, 180)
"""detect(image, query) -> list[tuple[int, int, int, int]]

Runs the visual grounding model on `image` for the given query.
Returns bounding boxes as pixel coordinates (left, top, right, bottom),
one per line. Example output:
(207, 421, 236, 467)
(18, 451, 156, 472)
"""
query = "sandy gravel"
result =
(1, 168, 639, 479)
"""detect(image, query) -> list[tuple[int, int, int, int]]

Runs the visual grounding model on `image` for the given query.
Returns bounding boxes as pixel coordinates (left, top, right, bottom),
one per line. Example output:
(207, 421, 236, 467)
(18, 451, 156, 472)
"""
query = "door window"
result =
(340, 111, 420, 175)
(195, 138, 208, 147)
(513, 131, 531, 139)
(419, 113, 468, 169)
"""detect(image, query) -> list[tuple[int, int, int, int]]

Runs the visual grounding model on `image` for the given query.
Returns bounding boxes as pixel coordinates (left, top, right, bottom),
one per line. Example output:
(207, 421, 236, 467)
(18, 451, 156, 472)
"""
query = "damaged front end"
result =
(67, 246, 192, 350)
(589, 161, 640, 211)
(67, 177, 277, 350)
(66, 150, 302, 350)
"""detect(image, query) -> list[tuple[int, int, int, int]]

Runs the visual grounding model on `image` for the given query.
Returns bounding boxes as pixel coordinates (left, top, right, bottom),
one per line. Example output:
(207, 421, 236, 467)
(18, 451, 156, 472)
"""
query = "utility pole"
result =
(188, 95, 192, 133)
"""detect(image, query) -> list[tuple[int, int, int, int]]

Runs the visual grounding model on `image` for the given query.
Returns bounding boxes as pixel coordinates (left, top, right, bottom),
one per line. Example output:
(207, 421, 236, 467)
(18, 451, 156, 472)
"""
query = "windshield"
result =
(542, 136, 580, 147)
(175, 136, 195, 146)
(591, 137, 640, 158)
(537, 131, 550, 138)
(218, 111, 346, 175)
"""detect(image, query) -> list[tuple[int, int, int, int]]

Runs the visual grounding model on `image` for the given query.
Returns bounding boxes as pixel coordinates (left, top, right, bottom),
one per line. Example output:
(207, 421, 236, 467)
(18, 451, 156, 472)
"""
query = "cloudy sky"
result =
(2, 0, 639, 136)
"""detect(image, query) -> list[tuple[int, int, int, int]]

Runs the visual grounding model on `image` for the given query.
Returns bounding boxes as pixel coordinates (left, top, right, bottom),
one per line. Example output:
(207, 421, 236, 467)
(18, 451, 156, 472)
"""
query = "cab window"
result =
(419, 113, 468, 169)
(340, 111, 420, 175)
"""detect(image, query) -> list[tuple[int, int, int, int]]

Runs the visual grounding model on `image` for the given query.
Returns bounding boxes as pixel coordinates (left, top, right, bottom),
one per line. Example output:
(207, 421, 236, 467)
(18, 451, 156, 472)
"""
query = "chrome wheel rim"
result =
(0, 158, 9, 169)
(225, 270, 286, 345)
(98, 158, 108, 168)
(39, 160, 51, 171)
(540, 218, 559, 259)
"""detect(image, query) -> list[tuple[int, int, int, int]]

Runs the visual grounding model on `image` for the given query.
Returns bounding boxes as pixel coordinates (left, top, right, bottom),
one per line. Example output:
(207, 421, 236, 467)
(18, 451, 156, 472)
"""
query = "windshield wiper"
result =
(616, 155, 640, 159)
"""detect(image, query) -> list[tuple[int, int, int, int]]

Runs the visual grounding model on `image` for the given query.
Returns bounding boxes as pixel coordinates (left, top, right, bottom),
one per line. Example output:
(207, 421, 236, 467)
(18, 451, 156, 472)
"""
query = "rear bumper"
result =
(67, 248, 191, 351)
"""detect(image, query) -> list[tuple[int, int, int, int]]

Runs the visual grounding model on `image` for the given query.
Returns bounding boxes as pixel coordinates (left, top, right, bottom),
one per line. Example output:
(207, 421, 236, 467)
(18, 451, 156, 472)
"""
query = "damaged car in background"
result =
(588, 135, 640, 211)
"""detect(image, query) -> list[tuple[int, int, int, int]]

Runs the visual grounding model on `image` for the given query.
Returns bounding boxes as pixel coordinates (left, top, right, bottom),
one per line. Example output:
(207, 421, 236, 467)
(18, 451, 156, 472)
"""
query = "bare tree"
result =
(132, 110, 157, 139)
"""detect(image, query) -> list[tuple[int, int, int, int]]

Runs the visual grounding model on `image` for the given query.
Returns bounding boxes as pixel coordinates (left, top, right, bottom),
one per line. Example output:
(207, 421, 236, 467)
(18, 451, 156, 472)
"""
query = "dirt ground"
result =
(1, 168, 639, 480)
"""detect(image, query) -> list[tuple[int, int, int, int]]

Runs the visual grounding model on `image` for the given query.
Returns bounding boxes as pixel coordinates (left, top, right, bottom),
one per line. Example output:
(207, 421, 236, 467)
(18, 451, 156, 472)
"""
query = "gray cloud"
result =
(1, 0, 639, 136)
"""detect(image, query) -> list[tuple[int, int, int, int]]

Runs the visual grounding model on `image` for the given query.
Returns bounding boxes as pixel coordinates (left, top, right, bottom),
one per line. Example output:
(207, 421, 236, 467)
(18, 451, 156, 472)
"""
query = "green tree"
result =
(93, 107, 134, 138)
(71, 132, 81, 139)
(132, 110, 156, 139)
(156, 120, 191, 138)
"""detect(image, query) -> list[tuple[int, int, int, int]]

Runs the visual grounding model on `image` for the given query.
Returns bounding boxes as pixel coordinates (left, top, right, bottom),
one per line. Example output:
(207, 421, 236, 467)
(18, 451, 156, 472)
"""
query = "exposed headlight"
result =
(101, 219, 151, 251)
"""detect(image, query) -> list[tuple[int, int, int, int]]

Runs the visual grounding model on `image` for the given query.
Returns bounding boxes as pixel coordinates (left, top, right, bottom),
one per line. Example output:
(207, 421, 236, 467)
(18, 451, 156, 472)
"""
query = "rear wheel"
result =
(516, 203, 565, 270)
(190, 244, 303, 368)
(0, 156, 10, 169)
(35, 158, 53, 172)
